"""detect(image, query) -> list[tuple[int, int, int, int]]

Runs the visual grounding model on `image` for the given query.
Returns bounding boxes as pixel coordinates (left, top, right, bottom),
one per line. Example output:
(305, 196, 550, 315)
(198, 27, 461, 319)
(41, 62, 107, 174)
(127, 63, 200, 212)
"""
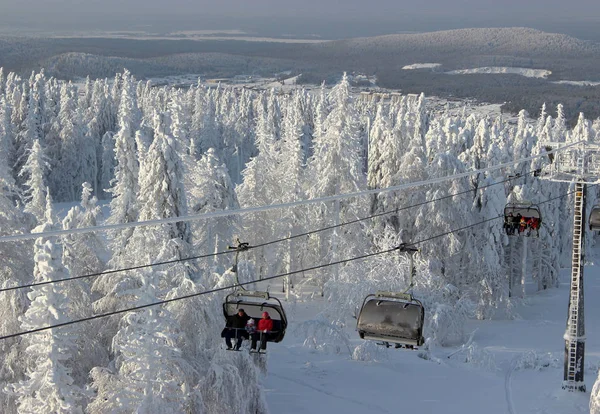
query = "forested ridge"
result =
(2, 27, 600, 120)
(1, 68, 600, 412)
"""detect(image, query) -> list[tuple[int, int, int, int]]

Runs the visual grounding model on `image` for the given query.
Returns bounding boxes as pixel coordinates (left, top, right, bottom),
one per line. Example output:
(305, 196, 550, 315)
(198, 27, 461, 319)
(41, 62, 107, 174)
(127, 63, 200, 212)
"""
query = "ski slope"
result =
(260, 267, 600, 413)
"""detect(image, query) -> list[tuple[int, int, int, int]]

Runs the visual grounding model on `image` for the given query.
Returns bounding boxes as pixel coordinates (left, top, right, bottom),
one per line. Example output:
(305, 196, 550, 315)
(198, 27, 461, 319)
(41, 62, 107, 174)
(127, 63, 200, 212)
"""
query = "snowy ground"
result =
(402, 63, 442, 70)
(257, 267, 599, 413)
(552, 80, 600, 87)
(446, 67, 552, 79)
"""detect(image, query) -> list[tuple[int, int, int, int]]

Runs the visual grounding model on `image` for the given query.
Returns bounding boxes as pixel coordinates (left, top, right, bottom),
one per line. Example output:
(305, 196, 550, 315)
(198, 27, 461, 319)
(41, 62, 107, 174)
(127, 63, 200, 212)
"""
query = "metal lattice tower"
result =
(564, 182, 586, 391)
(541, 138, 600, 392)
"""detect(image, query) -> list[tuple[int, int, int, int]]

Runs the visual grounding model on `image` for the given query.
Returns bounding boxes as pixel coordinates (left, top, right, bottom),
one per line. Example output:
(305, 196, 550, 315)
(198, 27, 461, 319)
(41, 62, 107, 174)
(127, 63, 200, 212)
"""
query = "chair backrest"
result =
(357, 297, 424, 343)
(590, 207, 600, 231)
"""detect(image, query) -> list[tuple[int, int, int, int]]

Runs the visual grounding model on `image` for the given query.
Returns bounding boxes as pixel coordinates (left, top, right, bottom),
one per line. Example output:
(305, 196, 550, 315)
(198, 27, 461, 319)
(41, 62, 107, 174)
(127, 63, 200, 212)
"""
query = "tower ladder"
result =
(563, 181, 586, 392)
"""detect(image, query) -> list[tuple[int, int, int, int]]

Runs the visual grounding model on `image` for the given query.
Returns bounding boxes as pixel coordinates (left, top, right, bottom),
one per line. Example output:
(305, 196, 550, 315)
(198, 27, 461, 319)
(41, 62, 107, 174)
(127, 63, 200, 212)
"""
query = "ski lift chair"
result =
(504, 203, 542, 237)
(223, 291, 288, 343)
(356, 292, 425, 349)
(590, 205, 600, 231)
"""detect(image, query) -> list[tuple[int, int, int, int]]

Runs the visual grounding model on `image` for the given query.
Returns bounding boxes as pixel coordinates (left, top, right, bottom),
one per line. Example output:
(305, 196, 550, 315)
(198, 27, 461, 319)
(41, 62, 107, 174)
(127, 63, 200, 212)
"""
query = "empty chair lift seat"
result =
(357, 292, 425, 347)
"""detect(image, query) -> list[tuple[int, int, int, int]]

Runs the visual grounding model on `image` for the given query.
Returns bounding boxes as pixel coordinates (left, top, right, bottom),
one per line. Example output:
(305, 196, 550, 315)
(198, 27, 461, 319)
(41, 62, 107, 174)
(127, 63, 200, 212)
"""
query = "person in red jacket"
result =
(251, 312, 274, 352)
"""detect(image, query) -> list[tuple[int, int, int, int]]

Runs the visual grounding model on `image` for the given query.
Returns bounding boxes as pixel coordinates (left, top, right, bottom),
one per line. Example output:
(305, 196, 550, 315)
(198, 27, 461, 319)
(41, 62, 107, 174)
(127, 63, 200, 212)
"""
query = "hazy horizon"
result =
(1, 0, 600, 40)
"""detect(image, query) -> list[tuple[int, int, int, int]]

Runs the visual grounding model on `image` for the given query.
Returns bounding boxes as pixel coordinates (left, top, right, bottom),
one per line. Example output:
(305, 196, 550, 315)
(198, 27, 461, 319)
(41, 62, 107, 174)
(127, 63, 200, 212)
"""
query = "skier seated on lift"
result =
(246, 318, 256, 335)
(223, 309, 251, 350)
(527, 216, 540, 236)
(505, 213, 515, 235)
(511, 213, 521, 234)
(518, 215, 527, 234)
(251, 312, 274, 352)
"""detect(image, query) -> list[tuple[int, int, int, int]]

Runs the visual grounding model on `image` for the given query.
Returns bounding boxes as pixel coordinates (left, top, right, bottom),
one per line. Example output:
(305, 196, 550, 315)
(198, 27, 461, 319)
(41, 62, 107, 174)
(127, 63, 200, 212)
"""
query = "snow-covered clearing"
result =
(402, 63, 442, 70)
(147, 74, 205, 87)
(262, 75, 302, 88)
(446, 67, 552, 79)
(553, 80, 600, 87)
(259, 268, 599, 414)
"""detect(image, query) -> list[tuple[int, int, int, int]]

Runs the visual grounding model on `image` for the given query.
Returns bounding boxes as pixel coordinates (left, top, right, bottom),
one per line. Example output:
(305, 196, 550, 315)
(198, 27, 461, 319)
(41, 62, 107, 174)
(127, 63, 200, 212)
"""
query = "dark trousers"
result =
(225, 329, 246, 349)
(251, 331, 268, 350)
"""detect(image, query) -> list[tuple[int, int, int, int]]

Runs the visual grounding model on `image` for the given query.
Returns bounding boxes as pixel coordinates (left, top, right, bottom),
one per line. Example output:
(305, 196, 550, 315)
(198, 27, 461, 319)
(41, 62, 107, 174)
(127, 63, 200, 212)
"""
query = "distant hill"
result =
(2, 27, 600, 120)
(311, 27, 599, 59)
(286, 27, 600, 76)
(42, 52, 302, 80)
(2, 27, 599, 80)
(293, 28, 600, 120)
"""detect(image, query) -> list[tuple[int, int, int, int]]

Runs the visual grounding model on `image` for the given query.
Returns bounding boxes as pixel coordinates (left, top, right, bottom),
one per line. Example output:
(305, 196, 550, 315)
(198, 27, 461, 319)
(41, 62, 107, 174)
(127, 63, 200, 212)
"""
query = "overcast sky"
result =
(1, 0, 599, 39)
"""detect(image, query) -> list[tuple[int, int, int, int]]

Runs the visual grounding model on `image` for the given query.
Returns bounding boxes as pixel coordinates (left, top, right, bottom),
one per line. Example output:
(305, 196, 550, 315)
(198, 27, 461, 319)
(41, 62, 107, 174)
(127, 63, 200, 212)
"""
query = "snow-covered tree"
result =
(88, 270, 198, 414)
(57, 83, 89, 201)
(107, 70, 140, 268)
(416, 152, 471, 282)
(0, 157, 32, 413)
(237, 93, 279, 208)
(99, 131, 115, 199)
(367, 104, 387, 191)
(188, 148, 239, 273)
(14, 73, 46, 188)
(592, 376, 600, 414)
(0, 97, 16, 186)
(62, 182, 106, 278)
(237, 92, 282, 278)
(306, 73, 366, 287)
(0, 67, 5, 96)
(512, 110, 535, 179)
(198, 91, 220, 157)
(471, 164, 508, 319)
(130, 110, 191, 270)
(553, 103, 567, 142)
(9, 205, 83, 413)
(20, 140, 48, 224)
(309, 73, 365, 199)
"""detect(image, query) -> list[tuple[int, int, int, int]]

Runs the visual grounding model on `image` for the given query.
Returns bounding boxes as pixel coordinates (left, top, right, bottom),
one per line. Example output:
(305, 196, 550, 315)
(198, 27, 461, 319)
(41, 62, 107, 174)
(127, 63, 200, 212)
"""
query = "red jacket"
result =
(258, 318, 274, 332)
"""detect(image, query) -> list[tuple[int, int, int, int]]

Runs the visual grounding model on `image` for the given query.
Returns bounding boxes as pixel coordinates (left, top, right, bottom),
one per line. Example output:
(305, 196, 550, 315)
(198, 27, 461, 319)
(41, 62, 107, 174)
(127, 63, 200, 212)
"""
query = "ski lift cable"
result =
(0, 170, 535, 294)
(0, 246, 402, 341)
(251, 170, 538, 250)
(0, 186, 586, 342)
(0, 141, 579, 243)
(411, 184, 597, 246)
(0, 249, 233, 294)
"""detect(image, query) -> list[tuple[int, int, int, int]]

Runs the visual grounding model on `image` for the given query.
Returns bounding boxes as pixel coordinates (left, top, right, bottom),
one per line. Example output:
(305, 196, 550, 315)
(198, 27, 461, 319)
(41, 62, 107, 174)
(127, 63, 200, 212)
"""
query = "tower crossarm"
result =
(540, 141, 600, 183)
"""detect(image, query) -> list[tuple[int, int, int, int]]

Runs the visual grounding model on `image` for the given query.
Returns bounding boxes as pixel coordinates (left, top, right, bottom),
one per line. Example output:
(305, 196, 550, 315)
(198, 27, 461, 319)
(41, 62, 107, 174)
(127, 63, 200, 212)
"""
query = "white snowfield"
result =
(262, 267, 599, 414)
(402, 63, 442, 70)
(553, 80, 600, 87)
(446, 67, 552, 79)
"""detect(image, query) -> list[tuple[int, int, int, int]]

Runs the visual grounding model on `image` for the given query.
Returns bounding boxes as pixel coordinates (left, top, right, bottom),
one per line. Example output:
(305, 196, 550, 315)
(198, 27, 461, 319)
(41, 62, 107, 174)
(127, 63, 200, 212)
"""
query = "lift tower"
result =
(541, 138, 600, 392)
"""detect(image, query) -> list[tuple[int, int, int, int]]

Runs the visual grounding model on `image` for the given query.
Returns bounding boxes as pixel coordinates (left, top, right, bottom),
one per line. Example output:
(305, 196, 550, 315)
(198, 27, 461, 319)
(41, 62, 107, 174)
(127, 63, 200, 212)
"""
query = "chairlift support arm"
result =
(396, 243, 419, 293)
(228, 239, 251, 289)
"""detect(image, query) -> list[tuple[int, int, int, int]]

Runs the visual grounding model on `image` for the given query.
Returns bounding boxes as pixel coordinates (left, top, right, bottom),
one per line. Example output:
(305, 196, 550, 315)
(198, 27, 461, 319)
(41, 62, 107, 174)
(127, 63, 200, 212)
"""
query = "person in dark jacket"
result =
(512, 213, 521, 234)
(251, 311, 274, 352)
(505, 213, 515, 235)
(224, 309, 251, 350)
